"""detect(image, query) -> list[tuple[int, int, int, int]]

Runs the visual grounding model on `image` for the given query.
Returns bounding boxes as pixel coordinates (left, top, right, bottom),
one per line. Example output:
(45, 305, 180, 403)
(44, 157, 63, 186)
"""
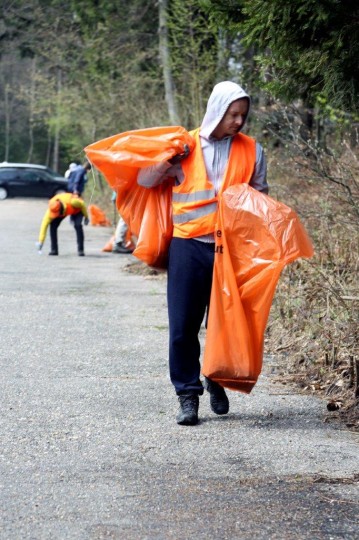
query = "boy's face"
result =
(211, 98, 249, 140)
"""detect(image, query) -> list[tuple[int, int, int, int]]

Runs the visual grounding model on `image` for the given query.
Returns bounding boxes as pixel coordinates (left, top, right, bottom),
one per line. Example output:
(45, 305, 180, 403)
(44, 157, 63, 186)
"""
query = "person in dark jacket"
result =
(67, 160, 91, 196)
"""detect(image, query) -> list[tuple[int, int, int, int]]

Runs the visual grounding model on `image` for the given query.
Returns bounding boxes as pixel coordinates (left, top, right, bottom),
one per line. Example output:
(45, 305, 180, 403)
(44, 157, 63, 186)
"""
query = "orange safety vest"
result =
(50, 193, 84, 216)
(172, 128, 256, 238)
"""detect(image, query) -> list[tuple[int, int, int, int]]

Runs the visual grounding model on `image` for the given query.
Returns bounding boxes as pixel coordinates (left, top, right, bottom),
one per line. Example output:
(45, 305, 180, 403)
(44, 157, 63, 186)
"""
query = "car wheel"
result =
(0, 186, 8, 200)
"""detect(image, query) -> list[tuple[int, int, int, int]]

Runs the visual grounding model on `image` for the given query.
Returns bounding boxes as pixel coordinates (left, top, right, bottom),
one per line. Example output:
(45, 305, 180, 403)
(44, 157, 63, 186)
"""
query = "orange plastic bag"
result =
(202, 184, 314, 393)
(84, 126, 195, 267)
(88, 204, 112, 226)
(102, 235, 115, 252)
(127, 181, 173, 268)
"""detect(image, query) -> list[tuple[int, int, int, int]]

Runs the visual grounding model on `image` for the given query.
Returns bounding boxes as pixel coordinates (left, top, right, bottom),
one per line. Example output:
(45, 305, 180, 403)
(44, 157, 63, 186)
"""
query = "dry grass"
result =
(265, 136, 359, 431)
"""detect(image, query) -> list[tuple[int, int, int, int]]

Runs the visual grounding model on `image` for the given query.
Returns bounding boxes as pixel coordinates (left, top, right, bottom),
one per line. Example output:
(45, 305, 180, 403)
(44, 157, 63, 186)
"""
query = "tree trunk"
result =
(158, 0, 180, 124)
(27, 57, 36, 163)
(216, 29, 230, 80)
(52, 67, 62, 172)
(4, 84, 11, 162)
(46, 126, 52, 167)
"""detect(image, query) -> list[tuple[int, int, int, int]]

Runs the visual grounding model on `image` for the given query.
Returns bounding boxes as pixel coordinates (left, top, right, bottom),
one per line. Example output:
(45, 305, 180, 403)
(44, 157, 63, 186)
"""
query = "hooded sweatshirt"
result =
(200, 80, 250, 139)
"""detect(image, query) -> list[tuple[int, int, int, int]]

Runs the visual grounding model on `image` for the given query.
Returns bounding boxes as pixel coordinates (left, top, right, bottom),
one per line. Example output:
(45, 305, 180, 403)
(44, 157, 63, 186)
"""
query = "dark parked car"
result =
(0, 163, 68, 200)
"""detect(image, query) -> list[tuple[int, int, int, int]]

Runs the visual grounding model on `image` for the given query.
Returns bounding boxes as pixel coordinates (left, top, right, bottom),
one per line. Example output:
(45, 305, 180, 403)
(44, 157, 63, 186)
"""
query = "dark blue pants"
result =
(167, 238, 215, 395)
(50, 213, 84, 253)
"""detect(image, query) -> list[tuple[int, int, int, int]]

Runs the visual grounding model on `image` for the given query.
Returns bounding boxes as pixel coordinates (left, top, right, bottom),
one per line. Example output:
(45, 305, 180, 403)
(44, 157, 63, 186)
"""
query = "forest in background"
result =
(1, 0, 358, 428)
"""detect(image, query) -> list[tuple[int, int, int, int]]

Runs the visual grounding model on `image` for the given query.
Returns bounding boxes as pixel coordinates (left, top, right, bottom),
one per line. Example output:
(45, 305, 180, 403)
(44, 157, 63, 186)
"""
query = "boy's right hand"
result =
(168, 144, 190, 165)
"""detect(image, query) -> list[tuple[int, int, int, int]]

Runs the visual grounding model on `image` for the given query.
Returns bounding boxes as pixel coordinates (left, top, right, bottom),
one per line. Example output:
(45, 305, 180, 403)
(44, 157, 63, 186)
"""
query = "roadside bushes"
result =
(264, 106, 359, 429)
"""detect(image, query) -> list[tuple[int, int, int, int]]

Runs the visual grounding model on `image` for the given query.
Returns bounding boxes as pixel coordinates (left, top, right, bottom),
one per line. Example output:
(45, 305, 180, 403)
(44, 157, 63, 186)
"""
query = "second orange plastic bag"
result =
(88, 204, 112, 226)
(84, 126, 195, 267)
(202, 184, 314, 393)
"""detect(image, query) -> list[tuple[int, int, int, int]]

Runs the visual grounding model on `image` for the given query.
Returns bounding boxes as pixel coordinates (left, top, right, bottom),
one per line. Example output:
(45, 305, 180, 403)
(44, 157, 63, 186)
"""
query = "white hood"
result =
(200, 81, 250, 140)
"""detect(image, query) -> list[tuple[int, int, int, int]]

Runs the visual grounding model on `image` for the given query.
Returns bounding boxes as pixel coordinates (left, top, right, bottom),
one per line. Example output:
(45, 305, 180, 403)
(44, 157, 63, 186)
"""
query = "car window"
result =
(0, 170, 15, 181)
(0, 166, 65, 183)
(17, 170, 37, 181)
(37, 171, 54, 181)
(18, 170, 51, 182)
(46, 167, 60, 177)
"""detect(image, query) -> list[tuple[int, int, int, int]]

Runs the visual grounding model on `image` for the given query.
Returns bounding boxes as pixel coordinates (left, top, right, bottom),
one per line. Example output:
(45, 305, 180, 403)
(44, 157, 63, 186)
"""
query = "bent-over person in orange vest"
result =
(37, 192, 89, 256)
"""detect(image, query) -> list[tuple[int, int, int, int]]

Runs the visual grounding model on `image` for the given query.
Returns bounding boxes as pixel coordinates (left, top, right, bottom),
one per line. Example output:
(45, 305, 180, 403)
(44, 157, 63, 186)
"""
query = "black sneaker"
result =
(48, 250, 58, 256)
(176, 394, 199, 426)
(112, 242, 134, 254)
(204, 377, 229, 415)
(78, 251, 85, 256)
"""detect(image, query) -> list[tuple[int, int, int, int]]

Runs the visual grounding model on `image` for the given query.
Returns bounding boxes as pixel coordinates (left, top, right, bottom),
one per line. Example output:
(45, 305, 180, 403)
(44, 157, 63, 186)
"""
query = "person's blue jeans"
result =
(167, 237, 214, 395)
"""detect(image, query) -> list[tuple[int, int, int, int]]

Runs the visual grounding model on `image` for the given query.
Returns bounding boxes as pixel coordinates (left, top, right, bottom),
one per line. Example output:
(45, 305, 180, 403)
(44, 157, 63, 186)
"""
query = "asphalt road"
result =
(1, 198, 358, 540)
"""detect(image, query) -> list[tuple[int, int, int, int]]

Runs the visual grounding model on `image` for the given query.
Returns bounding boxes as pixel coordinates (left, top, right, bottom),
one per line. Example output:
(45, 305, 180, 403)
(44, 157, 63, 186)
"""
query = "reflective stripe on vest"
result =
(173, 201, 218, 224)
(172, 128, 256, 239)
(172, 189, 216, 204)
